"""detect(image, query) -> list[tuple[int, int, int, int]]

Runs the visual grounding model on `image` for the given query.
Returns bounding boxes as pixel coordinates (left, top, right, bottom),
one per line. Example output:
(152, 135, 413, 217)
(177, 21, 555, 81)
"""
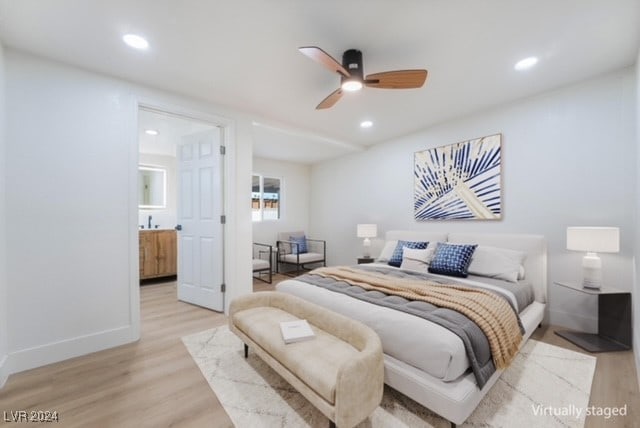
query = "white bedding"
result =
(276, 266, 534, 382)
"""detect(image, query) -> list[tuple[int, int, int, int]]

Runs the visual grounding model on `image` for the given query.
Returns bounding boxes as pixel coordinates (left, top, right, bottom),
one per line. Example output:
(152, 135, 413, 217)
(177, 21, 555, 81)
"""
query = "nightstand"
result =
(554, 281, 632, 352)
(357, 257, 374, 264)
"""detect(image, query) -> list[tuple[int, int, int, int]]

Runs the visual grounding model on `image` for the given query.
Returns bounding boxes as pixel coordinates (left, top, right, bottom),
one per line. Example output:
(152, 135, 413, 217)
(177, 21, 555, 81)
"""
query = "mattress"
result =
(276, 267, 534, 382)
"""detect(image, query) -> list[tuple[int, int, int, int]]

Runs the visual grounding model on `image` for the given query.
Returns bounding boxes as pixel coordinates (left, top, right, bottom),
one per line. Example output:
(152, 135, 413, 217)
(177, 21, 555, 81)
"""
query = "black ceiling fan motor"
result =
(341, 49, 364, 82)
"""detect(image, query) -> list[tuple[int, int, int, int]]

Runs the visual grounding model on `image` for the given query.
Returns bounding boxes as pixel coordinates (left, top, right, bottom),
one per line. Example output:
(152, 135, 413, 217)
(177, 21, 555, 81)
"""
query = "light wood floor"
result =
(0, 279, 232, 428)
(1, 275, 638, 427)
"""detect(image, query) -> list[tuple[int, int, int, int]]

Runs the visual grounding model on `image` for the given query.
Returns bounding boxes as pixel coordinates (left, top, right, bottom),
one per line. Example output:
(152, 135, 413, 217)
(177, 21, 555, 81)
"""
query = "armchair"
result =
(277, 231, 326, 275)
(252, 242, 273, 284)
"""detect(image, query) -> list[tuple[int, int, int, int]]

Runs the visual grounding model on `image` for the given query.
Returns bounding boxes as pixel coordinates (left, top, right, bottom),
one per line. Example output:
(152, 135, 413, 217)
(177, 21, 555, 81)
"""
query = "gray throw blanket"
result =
(297, 265, 524, 389)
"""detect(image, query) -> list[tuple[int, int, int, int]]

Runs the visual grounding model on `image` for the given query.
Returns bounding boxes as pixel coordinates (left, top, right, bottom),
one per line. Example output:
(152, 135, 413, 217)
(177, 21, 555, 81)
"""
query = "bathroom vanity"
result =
(139, 229, 177, 280)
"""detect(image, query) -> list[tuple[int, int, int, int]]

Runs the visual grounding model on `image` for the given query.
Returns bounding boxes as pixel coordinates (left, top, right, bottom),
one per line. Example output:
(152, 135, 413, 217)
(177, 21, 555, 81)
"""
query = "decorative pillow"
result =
(388, 240, 428, 267)
(399, 247, 435, 273)
(403, 247, 434, 263)
(376, 240, 398, 262)
(428, 242, 478, 277)
(467, 245, 526, 283)
(289, 235, 308, 255)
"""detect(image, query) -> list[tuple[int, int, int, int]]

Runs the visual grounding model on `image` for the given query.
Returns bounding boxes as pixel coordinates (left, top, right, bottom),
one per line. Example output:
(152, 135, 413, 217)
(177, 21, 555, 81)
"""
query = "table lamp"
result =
(357, 224, 377, 258)
(566, 227, 619, 289)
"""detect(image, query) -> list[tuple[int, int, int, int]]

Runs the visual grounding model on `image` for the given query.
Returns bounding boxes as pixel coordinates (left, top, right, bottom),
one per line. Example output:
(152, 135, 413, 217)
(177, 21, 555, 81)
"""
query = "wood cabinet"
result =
(139, 230, 177, 280)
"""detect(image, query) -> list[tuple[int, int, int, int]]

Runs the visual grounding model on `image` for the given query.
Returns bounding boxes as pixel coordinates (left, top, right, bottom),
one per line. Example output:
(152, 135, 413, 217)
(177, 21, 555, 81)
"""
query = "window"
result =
(252, 175, 281, 221)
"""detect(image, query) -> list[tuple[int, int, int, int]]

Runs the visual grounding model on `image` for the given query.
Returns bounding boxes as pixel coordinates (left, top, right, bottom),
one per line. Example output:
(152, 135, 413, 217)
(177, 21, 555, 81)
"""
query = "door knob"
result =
(175, 224, 183, 231)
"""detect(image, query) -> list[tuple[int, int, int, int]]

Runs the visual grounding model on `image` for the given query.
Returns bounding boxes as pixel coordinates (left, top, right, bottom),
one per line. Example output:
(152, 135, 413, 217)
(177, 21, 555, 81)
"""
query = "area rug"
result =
(182, 327, 596, 428)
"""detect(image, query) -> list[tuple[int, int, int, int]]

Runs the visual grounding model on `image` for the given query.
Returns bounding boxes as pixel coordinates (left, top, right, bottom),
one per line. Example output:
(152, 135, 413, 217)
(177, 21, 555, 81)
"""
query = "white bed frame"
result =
(277, 231, 547, 426)
(379, 231, 547, 426)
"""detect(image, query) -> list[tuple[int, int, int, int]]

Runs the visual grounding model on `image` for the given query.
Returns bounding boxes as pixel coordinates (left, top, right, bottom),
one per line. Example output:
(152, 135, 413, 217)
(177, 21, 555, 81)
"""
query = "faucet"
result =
(148, 215, 152, 229)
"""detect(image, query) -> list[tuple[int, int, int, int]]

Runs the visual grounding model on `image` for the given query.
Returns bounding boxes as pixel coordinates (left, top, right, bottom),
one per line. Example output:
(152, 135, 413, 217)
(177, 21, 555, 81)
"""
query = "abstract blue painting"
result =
(414, 134, 502, 220)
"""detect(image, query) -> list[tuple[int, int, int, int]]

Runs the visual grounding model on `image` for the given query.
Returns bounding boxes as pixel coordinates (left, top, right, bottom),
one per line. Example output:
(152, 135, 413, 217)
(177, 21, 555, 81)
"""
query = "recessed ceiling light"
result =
(145, 129, 159, 136)
(360, 120, 373, 128)
(514, 56, 538, 71)
(123, 34, 149, 50)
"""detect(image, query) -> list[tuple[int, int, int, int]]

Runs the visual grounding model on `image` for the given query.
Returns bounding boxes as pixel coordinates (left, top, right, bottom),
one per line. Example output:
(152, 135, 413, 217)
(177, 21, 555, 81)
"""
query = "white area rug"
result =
(182, 327, 596, 428)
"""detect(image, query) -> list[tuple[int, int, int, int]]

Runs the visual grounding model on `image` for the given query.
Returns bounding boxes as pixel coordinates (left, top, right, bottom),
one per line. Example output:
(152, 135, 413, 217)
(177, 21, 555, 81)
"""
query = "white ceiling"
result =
(1, 1, 638, 163)
(138, 109, 216, 156)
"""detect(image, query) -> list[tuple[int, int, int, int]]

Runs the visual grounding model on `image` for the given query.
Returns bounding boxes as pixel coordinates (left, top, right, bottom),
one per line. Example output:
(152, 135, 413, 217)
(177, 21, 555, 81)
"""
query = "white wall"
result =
(310, 68, 636, 332)
(252, 157, 311, 246)
(0, 41, 8, 387)
(635, 51, 640, 388)
(138, 153, 178, 230)
(3, 50, 252, 377)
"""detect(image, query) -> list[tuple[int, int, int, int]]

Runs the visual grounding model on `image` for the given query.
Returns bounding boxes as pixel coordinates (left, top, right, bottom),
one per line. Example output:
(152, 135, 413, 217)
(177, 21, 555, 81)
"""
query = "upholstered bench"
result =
(229, 291, 384, 428)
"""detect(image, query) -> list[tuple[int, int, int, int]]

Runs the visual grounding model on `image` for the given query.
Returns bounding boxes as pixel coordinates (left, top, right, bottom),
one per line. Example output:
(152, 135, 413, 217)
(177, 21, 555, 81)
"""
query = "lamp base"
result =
(362, 238, 371, 258)
(581, 252, 602, 289)
(582, 281, 601, 290)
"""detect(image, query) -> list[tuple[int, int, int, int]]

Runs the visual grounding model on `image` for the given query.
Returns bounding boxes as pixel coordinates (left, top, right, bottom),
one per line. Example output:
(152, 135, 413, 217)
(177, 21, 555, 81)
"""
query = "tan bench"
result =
(229, 291, 384, 428)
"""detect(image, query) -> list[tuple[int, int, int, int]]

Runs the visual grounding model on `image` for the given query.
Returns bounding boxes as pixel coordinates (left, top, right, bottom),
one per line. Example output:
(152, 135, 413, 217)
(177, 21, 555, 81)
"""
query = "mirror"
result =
(138, 166, 167, 209)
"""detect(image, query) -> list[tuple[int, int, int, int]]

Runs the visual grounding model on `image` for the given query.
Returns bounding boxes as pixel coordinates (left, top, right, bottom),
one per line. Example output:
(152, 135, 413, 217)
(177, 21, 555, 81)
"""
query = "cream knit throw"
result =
(312, 266, 522, 369)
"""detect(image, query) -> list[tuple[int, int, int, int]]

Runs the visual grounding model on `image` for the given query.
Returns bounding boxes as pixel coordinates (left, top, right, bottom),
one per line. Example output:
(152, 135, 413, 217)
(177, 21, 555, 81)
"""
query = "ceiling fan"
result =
(299, 46, 428, 109)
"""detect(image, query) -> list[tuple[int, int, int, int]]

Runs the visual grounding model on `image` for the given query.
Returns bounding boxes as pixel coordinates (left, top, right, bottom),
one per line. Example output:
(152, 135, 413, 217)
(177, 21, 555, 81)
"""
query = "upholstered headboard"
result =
(384, 231, 547, 303)
(385, 230, 448, 243)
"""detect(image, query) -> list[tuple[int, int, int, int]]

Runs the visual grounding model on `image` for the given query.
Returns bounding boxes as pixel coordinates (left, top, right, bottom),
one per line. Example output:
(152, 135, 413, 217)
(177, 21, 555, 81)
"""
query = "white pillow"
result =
(399, 247, 435, 273)
(377, 240, 398, 262)
(403, 247, 434, 263)
(467, 245, 526, 283)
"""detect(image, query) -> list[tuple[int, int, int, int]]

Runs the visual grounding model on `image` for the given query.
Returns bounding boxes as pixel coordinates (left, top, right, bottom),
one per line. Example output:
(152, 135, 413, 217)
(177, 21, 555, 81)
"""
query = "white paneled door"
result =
(176, 128, 224, 311)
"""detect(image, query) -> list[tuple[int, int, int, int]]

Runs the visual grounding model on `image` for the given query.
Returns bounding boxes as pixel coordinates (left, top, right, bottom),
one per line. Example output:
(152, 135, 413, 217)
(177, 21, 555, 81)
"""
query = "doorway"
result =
(137, 106, 226, 312)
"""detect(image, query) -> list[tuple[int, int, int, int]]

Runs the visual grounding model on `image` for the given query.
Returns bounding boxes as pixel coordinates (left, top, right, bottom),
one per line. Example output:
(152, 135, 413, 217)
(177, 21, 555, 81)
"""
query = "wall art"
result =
(414, 133, 502, 220)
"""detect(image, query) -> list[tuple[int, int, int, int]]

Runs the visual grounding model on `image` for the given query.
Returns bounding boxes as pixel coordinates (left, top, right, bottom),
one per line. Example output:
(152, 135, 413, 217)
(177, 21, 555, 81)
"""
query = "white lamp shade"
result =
(357, 224, 377, 238)
(566, 227, 619, 253)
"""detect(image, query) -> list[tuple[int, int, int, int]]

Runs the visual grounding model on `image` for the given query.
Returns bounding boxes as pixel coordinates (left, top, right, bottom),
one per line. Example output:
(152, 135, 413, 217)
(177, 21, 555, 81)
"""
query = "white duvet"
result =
(276, 267, 530, 382)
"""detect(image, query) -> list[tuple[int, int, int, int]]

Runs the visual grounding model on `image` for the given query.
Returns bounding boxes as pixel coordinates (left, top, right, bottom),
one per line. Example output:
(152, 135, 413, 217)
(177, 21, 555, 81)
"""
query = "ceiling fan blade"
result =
(364, 69, 428, 89)
(316, 88, 343, 109)
(299, 46, 350, 78)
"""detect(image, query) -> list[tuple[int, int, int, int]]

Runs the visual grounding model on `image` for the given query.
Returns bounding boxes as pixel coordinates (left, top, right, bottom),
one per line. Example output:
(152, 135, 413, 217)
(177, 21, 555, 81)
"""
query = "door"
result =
(176, 128, 224, 311)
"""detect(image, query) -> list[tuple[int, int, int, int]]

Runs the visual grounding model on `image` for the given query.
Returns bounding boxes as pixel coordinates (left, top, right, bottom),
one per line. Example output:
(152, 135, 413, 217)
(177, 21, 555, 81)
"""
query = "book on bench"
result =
(280, 319, 315, 344)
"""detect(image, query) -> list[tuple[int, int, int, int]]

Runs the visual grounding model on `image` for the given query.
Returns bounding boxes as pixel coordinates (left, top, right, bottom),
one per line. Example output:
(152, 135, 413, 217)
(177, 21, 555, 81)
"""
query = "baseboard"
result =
(4, 325, 137, 378)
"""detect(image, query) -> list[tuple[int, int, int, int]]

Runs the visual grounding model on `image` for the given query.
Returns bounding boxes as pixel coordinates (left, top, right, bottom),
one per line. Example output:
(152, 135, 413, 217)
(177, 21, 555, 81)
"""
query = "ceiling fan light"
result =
(123, 34, 149, 50)
(341, 80, 363, 92)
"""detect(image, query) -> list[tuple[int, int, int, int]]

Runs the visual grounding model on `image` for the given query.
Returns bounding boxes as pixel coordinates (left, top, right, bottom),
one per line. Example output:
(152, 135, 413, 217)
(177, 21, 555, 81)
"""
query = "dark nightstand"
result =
(554, 281, 632, 352)
(357, 257, 374, 264)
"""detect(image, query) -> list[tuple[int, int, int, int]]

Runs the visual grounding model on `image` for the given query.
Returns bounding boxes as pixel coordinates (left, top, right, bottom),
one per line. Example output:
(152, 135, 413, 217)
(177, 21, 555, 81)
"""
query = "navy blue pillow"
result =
(428, 242, 478, 277)
(290, 235, 308, 254)
(388, 240, 429, 267)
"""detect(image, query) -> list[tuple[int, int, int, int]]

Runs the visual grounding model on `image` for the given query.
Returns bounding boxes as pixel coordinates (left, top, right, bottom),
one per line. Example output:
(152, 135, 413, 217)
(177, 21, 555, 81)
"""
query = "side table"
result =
(554, 281, 631, 352)
(357, 257, 374, 265)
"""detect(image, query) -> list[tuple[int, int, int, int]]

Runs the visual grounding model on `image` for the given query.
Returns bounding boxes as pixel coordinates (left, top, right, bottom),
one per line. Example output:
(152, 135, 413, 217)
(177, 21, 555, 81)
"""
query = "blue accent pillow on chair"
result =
(428, 242, 478, 277)
(388, 240, 429, 267)
(290, 235, 308, 255)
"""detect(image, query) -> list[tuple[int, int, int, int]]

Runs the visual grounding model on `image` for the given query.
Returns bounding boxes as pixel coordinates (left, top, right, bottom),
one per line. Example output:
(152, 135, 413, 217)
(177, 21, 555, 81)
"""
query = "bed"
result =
(276, 231, 547, 426)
